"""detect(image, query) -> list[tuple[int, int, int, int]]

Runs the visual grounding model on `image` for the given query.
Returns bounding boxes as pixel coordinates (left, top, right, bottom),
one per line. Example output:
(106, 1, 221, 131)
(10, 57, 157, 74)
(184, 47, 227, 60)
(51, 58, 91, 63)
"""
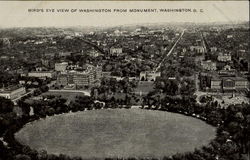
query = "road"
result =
(12, 89, 35, 105)
(12, 80, 56, 105)
(80, 38, 107, 55)
(194, 73, 208, 104)
(154, 29, 186, 72)
(200, 31, 207, 53)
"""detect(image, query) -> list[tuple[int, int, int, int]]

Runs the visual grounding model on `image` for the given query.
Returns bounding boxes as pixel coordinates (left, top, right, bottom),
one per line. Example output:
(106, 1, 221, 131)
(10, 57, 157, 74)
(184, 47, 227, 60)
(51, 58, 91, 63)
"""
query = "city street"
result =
(154, 29, 186, 72)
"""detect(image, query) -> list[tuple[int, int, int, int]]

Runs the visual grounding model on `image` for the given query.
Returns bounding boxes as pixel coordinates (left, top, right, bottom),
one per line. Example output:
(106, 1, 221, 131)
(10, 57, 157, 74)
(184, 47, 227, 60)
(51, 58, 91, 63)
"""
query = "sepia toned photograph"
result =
(0, 1, 249, 160)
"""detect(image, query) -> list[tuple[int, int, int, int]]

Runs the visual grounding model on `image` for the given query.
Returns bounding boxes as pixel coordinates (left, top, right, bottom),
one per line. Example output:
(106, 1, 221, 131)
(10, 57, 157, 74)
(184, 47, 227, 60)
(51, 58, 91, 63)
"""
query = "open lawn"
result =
(41, 91, 87, 103)
(15, 109, 216, 159)
(134, 81, 155, 95)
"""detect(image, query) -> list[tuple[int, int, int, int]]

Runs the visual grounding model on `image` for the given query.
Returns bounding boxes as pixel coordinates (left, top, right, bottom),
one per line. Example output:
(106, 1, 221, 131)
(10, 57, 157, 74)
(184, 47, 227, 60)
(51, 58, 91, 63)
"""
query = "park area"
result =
(134, 81, 155, 96)
(15, 109, 216, 159)
(41, 90, 86, 102)
(26, 90, 90, 105)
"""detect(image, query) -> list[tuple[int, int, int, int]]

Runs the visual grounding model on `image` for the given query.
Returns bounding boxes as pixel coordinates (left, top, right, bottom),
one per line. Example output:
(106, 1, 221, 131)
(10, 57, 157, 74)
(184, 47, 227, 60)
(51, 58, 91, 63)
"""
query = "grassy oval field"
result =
(15, 109, 216, 159)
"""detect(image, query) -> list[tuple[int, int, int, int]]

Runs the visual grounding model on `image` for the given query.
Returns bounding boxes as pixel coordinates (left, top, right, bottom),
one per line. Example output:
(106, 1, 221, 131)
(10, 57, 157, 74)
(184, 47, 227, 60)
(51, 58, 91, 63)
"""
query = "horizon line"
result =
(0, 20, 249, 29)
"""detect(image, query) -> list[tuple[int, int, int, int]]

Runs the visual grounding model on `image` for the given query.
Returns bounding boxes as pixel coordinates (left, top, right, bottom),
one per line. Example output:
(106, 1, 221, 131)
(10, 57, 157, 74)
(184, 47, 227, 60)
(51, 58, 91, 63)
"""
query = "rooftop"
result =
(0, 85, 24, 93)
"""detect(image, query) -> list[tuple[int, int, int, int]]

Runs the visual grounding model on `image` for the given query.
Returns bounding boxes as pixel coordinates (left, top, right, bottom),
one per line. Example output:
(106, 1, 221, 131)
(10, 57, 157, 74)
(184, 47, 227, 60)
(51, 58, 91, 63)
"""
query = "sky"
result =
(0, 1, 249, 28)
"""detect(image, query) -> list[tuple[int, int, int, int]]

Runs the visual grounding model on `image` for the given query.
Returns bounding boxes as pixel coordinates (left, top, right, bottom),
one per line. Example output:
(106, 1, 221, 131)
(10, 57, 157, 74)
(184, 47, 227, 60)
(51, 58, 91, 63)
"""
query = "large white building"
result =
(110, 47, 123, 56)
(55, 62, 68, 72)
(0, 86, 26, 100)
(210, 47, 218, 52)
(57, 65, 102, 87)
(217, 53, 231, 62)
(140, 71, 161, 81)
(201, 60, 217, 71)
(190, 46, 205, 53)
(210, 76, 249, 91)
(28, 71, 56, 79)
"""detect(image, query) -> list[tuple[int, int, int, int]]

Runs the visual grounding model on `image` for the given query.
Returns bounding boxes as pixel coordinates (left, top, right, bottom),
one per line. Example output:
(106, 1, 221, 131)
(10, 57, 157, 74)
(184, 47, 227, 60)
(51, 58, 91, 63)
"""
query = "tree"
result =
(180, 79, 196, 96)
(207, 111, 222, 125)
(246, 91, 250, 99)
(40, 85, 49, 93)
(37, 150, 48, 160)
(33, 89, 42, 96)
(17, 100, 30, 116)
(220, 141, 239, 158)
(0, 97, 14, 113)
(141, 76, 145, 81)
(14, 154, 31, 160)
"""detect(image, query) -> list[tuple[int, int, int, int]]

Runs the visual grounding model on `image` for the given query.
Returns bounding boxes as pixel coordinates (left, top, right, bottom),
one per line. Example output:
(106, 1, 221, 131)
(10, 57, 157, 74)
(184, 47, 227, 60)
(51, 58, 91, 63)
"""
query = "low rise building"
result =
(87, 50, 101, 57)
(218, 69, 236, 76)
(223, 65, 231, 71)
(0, 86, 26, 100)
(110, 47, 122, 56)
(140, 71, 161, 81)
(201, 60, 217, 71)
(231, 77, 248, 90)
(28, 71, 56, 79)
(227, 35, 233, 39)
(200, 72, 248, 92)
(190, 46, 205, 53)
(58, 52, 71, 57)
(57, 65, 102, 87)
(237, 50, 247, 61)
(57, 72, 69, 86)
(55, 62, 68, 72)
(222, 78, 235, 90)
(211, 78, 221, 90)
(217, 52, 231, 62)
(210, 76, 248, 91)
(95, 65, 102, 80)
(73, 71, 91, 86)
(210, 47, 217, 52)
(41, 58, 55, 69)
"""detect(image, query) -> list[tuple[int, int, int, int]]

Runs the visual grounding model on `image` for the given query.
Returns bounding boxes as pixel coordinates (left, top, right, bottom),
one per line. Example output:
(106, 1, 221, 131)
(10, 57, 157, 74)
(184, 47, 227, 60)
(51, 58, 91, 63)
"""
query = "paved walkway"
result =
(49, 89, 91, 96)
(12, 89, 35, 105)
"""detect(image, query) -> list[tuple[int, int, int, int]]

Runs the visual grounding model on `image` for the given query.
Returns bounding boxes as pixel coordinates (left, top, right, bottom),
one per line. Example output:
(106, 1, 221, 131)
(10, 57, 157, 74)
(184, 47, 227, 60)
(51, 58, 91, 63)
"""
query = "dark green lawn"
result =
(135, 81, 155, 95)
(42, 91, 85, 102)
(15, 109, 216, 159)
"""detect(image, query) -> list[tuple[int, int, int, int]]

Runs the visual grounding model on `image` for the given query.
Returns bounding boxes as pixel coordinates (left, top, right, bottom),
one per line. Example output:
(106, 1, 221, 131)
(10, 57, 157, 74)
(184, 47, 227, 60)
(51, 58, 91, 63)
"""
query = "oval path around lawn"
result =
(15, 109, 216, 159)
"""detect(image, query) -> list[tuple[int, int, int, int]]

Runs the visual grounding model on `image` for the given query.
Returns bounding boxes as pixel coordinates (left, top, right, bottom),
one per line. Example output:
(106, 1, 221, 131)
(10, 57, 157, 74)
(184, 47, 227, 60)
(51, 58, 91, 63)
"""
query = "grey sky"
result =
(0, 1, 249, 28)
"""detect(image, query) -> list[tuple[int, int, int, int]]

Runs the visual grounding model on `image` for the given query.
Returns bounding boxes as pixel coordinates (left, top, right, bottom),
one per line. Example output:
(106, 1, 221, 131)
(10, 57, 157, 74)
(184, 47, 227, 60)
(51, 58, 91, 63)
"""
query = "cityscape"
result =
(0, 1, 249, 159)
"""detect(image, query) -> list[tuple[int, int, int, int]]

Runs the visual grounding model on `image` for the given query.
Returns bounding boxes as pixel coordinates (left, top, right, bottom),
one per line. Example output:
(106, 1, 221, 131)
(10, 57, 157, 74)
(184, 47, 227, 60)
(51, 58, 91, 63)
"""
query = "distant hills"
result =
(0, 21, 248, 38)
